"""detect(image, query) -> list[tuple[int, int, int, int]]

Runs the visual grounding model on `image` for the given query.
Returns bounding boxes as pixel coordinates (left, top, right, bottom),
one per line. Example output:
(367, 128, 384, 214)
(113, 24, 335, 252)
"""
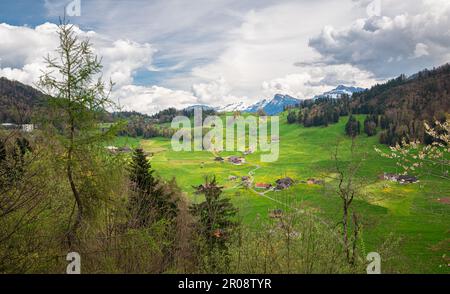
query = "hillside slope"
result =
(0, 77, 46, 124)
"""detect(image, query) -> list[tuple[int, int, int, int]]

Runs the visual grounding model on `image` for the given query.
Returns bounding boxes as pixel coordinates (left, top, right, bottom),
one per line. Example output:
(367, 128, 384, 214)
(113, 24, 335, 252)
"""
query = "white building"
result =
(21, 124, 34, 132)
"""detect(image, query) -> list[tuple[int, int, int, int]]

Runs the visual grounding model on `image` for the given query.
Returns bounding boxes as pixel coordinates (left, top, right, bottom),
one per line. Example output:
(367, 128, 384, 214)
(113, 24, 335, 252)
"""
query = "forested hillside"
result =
(0, 77, 46, 124)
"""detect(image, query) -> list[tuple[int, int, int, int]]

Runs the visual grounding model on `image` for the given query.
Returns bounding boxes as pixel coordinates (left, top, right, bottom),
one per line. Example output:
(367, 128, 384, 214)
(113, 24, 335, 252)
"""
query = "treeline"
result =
(116, 107, 217, 139)
(151, 107, 216, 123)
(118, 117, 175, 139)
(287, 97, 346, 127)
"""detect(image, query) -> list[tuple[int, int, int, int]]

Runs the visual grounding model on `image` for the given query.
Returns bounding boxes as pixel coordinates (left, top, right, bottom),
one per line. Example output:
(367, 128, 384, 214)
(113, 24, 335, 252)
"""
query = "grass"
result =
(111, 113, 450, 273)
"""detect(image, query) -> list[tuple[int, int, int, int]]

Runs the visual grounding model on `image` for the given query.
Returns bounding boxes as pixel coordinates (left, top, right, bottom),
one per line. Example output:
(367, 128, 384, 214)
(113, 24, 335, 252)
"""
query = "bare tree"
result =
(331, 138, 365, 264)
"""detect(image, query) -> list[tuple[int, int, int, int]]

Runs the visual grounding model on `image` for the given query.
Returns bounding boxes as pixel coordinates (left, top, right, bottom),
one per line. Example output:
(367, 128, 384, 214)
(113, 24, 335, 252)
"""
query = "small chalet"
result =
(380, 173, 418, 184)
(228, 156, 245, 165)
(275, 177, 294, 190)
(269, 209, 283, 219)
(307, 178, 324, 185)
(397, 175, 419, 184)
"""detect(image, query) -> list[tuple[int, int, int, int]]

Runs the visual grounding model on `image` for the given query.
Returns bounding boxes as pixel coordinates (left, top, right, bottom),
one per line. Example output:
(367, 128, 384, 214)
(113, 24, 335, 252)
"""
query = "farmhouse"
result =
(269, 209, 283, 219)
(275, 177, 294, 190)
(241, 176, 251, 187)
(307, 178, 324, 185)
(228, 156, 245, 165)
(228, 175, 238, 181)
(381, 173, 399, 182)
(397, 175, 419, 184)
(380, 173, 418, 184)
(214, 156, 224, 162)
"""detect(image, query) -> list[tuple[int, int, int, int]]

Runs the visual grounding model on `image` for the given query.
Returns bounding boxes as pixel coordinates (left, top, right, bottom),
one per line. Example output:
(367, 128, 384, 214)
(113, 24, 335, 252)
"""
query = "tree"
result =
(190, 176, 238, 270)
(331, 139, 365, 265)
(38, 21, 119, 245)
(128, 148, 177, 227)
(345, 115, 360, 137)
(287, 111, 297, 124)
(375, 119, 449, 179)
(364, 115, 378, 137)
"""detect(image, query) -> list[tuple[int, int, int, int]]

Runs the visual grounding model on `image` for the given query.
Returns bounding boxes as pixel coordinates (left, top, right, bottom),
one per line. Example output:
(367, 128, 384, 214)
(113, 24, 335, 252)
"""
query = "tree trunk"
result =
(67, 124, 83, 247)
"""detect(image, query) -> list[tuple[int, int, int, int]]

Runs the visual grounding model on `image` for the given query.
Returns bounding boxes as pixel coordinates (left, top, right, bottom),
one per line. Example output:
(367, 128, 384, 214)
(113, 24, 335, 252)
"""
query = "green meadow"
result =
(110, 114, 450, 273)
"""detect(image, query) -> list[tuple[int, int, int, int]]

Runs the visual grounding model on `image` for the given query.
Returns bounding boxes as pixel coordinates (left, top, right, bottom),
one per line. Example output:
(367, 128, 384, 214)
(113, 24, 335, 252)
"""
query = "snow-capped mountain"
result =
(214, 101, 248, 112)
(245, 94, 302, 115)
(313, 85, 366, 99)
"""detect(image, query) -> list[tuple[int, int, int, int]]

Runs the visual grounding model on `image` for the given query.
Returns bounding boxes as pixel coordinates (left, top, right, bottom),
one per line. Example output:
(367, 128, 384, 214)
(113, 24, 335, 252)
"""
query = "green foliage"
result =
(345, 115, 361, 137)
(190, 176, 238, 272)
(128, 148, 178, 227)
(287, 111, 297, 124)
(364, 115, 378, 137)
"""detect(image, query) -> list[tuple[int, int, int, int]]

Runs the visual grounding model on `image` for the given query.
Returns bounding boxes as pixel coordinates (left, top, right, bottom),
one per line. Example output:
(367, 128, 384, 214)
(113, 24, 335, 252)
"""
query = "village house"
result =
(241, 176, 251, 187)
(228, 175, 238, 181)
(381, 173, 399, 182)
(214, 156, 224, 162)
(228, 156, 245, 165)
(397, 175, 419, 184)
(307, 178, 324, 185)
(269, 209, 283, 219)
(380, 172, 418, 184)
(275, 177, 294, 190)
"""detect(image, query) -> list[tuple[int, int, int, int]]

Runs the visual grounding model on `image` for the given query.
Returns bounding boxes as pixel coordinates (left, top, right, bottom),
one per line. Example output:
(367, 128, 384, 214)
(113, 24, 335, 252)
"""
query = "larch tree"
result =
(38, 20, 119, 245)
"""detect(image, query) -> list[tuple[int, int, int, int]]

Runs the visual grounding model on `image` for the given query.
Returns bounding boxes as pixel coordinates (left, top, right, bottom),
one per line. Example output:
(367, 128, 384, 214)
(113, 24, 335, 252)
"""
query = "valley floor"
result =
(111, 114, 450, 273)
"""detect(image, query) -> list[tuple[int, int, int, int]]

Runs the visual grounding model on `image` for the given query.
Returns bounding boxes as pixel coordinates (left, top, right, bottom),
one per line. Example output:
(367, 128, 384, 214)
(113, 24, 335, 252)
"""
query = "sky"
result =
(0, 0, 449, 114)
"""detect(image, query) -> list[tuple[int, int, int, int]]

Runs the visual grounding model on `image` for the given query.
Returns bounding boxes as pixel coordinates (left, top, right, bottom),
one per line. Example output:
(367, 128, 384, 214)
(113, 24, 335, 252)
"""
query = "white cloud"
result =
(114, 85, 199, 114)
(414, 43, 429, 58)
(309, 0, 450, 78)
(189, 1, 357, 102)
(0, 22, 155, 87)
(262, 64, 377, 98)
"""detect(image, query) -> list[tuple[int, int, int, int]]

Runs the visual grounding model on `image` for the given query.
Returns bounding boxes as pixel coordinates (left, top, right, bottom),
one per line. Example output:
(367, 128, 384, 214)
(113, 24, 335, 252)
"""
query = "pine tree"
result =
(287, 111, 297, 124)
(190, 176, 238, 250)
(128, 148, 177, 227)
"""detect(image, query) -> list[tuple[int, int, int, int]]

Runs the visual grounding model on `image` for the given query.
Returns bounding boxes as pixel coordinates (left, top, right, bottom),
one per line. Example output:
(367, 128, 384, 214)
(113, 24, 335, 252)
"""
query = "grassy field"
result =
(109, 113, 450, 273)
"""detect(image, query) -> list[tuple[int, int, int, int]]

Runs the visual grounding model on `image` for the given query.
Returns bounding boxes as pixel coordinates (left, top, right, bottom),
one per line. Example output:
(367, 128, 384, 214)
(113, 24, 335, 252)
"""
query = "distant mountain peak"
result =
(313, 85, 366, 99)
(214, 101, 248, 112)
(245, 94, 302, 115)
